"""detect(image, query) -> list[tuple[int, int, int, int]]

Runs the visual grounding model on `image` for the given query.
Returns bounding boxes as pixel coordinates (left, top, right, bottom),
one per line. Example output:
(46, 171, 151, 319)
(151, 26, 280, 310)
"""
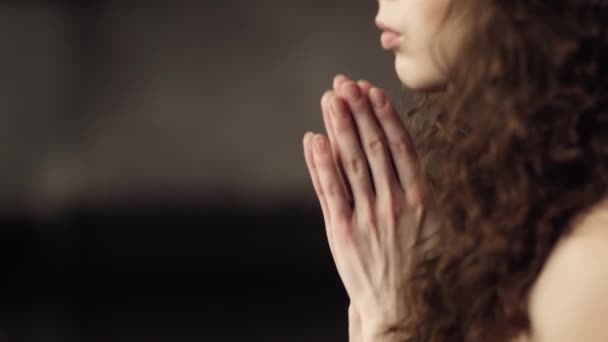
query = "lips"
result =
(376, 21, 401, 50)
(381, 31, 401, 50)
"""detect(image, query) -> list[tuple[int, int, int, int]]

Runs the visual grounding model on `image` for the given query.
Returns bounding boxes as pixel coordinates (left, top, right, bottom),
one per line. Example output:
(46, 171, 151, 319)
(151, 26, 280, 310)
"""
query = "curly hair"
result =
(399, 1, 608, 341)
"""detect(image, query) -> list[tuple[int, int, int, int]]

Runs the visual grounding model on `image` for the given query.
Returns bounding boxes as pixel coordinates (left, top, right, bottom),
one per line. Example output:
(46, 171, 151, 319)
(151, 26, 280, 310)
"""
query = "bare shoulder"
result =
(526, 198, 608, 342)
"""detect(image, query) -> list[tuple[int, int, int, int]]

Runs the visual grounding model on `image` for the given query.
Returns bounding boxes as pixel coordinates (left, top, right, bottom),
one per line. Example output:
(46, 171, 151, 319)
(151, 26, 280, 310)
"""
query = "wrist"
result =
(363, 325, 410, 342)
(360, 313, 409, 342)
(348, 304, 362, 342)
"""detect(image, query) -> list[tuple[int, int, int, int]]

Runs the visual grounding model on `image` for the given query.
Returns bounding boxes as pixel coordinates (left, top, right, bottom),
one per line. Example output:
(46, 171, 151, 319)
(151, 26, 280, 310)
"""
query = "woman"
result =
(303, 1, 608, 341)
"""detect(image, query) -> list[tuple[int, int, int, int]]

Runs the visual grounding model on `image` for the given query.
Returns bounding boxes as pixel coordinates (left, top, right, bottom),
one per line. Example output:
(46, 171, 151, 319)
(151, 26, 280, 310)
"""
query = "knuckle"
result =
(367, 136, 385, 154)
(333, 213, 350, 229)
(349, 156, 366, 174)
(393, 135, 413, 155)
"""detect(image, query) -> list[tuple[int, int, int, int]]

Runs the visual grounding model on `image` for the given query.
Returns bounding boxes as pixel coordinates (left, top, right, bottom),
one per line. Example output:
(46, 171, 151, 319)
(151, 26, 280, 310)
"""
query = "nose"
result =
(374, 1, 381, 23)
(374, 2, 388, 31)
(375, 19, 390, 32)
(374, 15, 383, 31)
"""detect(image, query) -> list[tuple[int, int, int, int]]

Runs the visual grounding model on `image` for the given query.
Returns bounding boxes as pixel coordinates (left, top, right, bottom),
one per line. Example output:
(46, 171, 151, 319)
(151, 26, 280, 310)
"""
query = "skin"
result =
(304, 76, 430, 341)
(525, 198, 608, 342)
(306, 81, 608, 342)
(304, 78, 426, 342)
(303, 0, 460, 339)
(376, 0, 466, 91)
(303, 1, 608, 341)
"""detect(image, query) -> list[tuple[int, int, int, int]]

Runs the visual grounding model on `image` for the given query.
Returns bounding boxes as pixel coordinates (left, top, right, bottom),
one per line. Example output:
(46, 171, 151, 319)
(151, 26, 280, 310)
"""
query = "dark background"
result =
(1, 1, 408, 341)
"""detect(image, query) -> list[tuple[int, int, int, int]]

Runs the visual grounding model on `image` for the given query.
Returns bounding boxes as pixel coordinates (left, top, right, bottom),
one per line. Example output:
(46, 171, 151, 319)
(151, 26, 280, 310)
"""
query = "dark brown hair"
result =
(400, 1, 608, 341)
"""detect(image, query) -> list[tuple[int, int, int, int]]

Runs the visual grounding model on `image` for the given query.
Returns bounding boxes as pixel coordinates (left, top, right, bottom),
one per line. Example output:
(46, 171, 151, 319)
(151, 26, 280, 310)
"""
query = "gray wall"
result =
(0, 3, 415, 341)
(0, 1, 404, 212)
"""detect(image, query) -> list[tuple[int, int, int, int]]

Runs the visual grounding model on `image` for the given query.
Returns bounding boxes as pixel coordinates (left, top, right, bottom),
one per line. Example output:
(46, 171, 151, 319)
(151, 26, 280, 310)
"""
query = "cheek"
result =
(395, 11, 433, 61)
(393, 4, 451, 90)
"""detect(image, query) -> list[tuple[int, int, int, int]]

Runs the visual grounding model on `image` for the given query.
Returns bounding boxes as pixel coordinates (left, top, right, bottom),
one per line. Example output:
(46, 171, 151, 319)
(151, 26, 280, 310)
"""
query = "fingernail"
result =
(305, 132, 314, 142)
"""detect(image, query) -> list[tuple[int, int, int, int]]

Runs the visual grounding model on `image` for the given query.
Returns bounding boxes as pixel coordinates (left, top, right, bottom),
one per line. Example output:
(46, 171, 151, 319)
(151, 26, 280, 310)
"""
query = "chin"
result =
(395, 55, 447, 93)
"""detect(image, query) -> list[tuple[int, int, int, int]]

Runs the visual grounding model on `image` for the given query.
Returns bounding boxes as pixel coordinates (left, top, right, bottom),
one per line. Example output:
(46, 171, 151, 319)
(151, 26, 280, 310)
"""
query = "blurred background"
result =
(1, 1, 407, 341)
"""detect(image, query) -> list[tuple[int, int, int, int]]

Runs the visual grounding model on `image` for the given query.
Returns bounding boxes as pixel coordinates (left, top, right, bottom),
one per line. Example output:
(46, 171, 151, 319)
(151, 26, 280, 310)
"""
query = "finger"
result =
(368, 87, 423, 203)
(304, 132, 339, 262)
(357, 80, 372, 96)
(321, 91, 353, 203)
(340, 81, 400, 199)
(303, 132, 331, 225)
(333, 74, 350, 94)
(329, 96, 375, 209)
(312, 134, 352, 226)
(332, 74, 371, 97)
